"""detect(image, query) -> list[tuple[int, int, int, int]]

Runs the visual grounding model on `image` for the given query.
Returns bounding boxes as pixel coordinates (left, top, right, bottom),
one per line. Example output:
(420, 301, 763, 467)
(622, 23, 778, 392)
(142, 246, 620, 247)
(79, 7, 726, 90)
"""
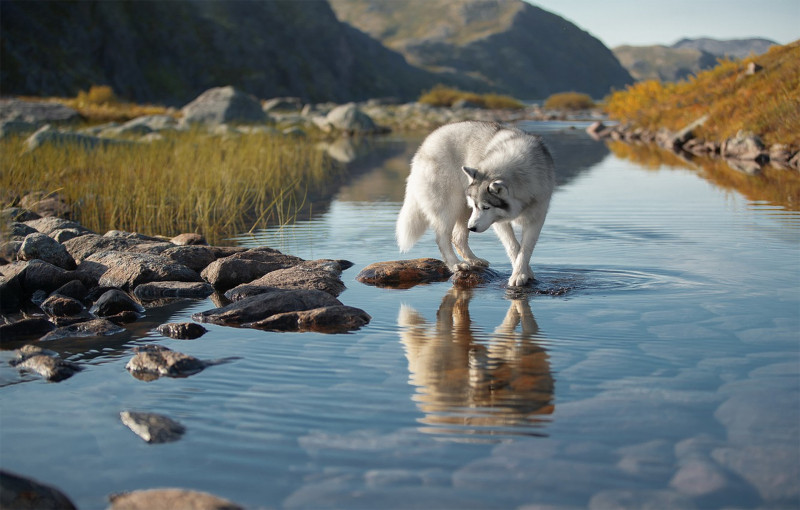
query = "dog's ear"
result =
(462, 166, 480, 182)
(488, 180, 508, 198)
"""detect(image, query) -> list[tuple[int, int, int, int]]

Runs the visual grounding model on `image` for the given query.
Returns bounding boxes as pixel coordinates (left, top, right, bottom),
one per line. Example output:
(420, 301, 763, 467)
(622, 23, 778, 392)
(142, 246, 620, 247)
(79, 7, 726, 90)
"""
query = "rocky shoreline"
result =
(587, 118, 800, 174)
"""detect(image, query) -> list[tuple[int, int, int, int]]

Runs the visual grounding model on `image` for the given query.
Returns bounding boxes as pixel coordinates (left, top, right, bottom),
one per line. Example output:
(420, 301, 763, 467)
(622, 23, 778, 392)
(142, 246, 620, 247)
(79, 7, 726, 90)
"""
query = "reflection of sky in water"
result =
(2, 125, 798, 509)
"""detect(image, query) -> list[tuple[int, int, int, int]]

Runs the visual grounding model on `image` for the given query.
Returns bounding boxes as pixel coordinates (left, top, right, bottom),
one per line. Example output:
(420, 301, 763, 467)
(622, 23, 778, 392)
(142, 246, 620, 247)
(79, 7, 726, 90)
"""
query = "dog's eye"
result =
(482, 205, 491, 210)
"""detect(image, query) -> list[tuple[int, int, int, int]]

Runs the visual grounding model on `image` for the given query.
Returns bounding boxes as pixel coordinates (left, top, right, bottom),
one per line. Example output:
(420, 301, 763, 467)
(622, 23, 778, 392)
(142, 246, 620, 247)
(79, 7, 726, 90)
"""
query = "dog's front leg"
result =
(509, 221, 544, 287)
(493, 222, 520, 262)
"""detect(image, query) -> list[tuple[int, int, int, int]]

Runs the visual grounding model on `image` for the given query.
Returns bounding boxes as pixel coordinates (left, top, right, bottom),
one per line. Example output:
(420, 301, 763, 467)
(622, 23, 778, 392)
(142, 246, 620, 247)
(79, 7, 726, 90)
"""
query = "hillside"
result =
(330, 0, 633, 99)
(0, 0, 440, 105)
(605, 41, 800, 147)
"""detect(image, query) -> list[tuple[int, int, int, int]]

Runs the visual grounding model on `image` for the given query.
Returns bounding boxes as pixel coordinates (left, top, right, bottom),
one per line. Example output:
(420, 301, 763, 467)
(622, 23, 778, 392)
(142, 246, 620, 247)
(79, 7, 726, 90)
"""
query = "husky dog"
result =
(396, 121, 555, 287)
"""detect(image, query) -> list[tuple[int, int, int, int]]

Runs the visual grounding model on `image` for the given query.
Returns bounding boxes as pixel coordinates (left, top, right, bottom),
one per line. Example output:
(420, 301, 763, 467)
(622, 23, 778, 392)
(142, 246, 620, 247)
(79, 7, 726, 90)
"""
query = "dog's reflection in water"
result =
(398, 288, 554, 437)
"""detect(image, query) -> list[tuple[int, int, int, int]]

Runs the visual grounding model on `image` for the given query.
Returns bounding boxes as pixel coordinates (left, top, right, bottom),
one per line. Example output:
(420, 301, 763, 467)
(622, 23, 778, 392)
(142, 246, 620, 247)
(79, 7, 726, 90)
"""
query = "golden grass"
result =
(543, 92, 595, 111)
(1, 130, 338, 244)
(605, 41, 800, 146)
(418, 84, 525, 110)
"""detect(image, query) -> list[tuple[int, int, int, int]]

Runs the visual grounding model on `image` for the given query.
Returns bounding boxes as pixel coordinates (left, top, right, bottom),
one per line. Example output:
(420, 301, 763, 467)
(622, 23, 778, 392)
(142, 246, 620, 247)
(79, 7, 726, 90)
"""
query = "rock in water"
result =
(0, 470, 77, 509)
(10, 345, 82, 381)
(120, 411, 186, 443)
(108, 488, 243, 510)
(356, 258, 452, 288)
(125, 344, 208, 380)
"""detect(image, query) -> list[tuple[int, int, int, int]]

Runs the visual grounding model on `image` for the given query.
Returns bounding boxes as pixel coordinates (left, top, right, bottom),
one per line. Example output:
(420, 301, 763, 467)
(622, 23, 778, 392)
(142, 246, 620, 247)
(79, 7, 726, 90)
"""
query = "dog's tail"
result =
(396, 197, 427, 252)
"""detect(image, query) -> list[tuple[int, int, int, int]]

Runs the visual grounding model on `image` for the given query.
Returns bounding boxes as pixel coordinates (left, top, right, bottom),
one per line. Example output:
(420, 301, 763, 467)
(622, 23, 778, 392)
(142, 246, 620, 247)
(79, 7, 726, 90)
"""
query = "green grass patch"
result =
(1, 130, 338, 244)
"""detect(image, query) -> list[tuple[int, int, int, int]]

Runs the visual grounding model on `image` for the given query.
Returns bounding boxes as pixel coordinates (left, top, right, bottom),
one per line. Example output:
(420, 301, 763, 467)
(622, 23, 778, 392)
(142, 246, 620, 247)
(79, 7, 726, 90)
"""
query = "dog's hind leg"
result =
(452, 222, 489, 269)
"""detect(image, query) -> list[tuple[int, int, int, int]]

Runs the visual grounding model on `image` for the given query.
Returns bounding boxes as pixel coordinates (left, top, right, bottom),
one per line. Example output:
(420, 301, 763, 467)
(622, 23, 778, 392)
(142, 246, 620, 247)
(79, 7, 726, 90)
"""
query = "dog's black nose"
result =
(468, 226, 477, 232)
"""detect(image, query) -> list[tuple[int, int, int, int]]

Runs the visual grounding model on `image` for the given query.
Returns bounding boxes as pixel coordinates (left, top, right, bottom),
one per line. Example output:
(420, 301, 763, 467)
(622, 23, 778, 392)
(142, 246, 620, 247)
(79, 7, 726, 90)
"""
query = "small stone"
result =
(40, 293, 86, 317)
(120, 411, 186, 443)
(170, 233, 208, 245)
(40, 318, 126, 341)
(125, 344, 207, 380)
(89, 289, 145, 317)
(10, 344, 82, 381)
(156, 322, 208, 339)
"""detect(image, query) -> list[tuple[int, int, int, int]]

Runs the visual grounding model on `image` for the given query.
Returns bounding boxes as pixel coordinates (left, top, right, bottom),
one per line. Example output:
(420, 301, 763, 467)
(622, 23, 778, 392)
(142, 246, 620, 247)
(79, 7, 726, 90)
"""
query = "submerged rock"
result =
(108, 488, 243, 510)
(192, 287, 340, 326)
(125, 344, 208, 380)
(10, 344, 82, 381)
(120, 411, 186, 444)
(156, 322, 208, 340)
(356, 258, 452, 288)
(0, 470, 77, 510)
(39, 318, 126, 341)
(250, 305, 371, 333)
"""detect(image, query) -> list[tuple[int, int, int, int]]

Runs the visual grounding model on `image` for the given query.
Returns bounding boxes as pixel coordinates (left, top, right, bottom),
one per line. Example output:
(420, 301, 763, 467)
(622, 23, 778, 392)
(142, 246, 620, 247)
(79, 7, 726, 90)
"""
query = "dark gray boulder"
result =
(180, 86, 268, 126)
(192, 287, 340, 326)
(120, 411, 186, 443)
(10, 344, 82, 382)
(0, 318, 56, 345)
(0, 469, 77, 509)
(39, 318, 126, 341)
(18, 232, 76, 269)
(63, 234, 157, 262)
(81, 251, 202, 291)
(40, 293, 86, 318)
(22, 259, 98, 295)
(89, 289, 145, 317)
(134, 281, 214, 301)
(225, 259, 347, 299)
(249, 305, 371, 333)
(200, 247, 303, 290)
(8, 222, 38, 240)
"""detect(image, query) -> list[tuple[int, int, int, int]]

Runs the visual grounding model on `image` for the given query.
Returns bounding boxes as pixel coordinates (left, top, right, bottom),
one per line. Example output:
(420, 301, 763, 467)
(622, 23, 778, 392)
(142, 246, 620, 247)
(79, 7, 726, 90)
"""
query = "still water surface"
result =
(1, 122, 799, 509)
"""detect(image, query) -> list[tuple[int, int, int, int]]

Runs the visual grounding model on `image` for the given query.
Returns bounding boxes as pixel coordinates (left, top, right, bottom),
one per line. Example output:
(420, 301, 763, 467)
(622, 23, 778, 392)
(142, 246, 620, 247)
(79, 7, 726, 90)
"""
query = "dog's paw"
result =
(453, 262, 472, 272)
(466, 258, 490, 268)
(508, 272, 533, 287)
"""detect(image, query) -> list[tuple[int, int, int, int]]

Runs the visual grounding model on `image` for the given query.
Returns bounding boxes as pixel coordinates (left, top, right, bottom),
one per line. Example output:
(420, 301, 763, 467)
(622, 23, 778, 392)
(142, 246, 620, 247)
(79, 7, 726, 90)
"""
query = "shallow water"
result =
(1, 122, 799, 509)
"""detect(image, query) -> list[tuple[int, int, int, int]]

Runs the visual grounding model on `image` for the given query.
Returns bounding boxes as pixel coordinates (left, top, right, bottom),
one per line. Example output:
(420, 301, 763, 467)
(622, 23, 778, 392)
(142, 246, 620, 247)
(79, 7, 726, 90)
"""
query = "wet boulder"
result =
(250, 305, 371, 333)
(356, 258, 452, 288)
(81, 251, 202, 291)
(18, 232, 77, 269)
(0, 318, 56, 345)
(0, 470, 77, 510)
(156, 322, 208, 340)
(40, 318, 126, 341)
(180, 86, 268, 126)
(134, 281, 214, 302)
(9, 345, 82, 382)
(108, 488, 243, 510)
(120, 411, 186, 444)
(125, 344, 208, 380)
(192, 287, 341, 327)
(89, 289, 145, 317)
(200, 247, 303, 290)
(40, 293, 87, 318)
(225, 260, 348, 299)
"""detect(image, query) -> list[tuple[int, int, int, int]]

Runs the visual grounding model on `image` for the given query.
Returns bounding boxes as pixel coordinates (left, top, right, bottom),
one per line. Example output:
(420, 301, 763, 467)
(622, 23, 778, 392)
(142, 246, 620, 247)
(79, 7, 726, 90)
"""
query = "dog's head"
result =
(463, 166, 511, 233)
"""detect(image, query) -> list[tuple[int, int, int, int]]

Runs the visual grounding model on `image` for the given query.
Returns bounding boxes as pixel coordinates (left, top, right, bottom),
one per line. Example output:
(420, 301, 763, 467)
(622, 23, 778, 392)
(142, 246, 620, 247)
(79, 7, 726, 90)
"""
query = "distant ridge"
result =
(672, 37, 779, 59)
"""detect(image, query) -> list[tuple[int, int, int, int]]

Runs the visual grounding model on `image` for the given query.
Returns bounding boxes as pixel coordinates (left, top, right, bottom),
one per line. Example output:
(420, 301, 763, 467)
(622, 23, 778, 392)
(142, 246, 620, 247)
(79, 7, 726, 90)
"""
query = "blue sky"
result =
(526, 0, 799, 48)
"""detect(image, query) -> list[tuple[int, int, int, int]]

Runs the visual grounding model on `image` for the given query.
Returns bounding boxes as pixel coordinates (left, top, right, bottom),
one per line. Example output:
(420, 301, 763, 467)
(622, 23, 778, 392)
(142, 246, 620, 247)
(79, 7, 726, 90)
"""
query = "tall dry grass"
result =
(1, 130, 337, 244)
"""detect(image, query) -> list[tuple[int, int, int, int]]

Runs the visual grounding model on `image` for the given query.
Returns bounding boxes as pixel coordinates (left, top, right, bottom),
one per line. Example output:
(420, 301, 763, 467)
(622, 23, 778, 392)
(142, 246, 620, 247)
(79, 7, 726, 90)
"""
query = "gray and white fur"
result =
(396, 121, 555, 287)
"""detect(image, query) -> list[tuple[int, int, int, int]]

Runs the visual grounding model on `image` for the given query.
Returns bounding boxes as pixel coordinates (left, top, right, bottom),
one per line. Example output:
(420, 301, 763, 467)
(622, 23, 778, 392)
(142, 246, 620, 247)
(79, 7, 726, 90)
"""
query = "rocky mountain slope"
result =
(330, 0, 633, 99)
(614, 37, 779, 82)
(0, 0, 439, 105)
